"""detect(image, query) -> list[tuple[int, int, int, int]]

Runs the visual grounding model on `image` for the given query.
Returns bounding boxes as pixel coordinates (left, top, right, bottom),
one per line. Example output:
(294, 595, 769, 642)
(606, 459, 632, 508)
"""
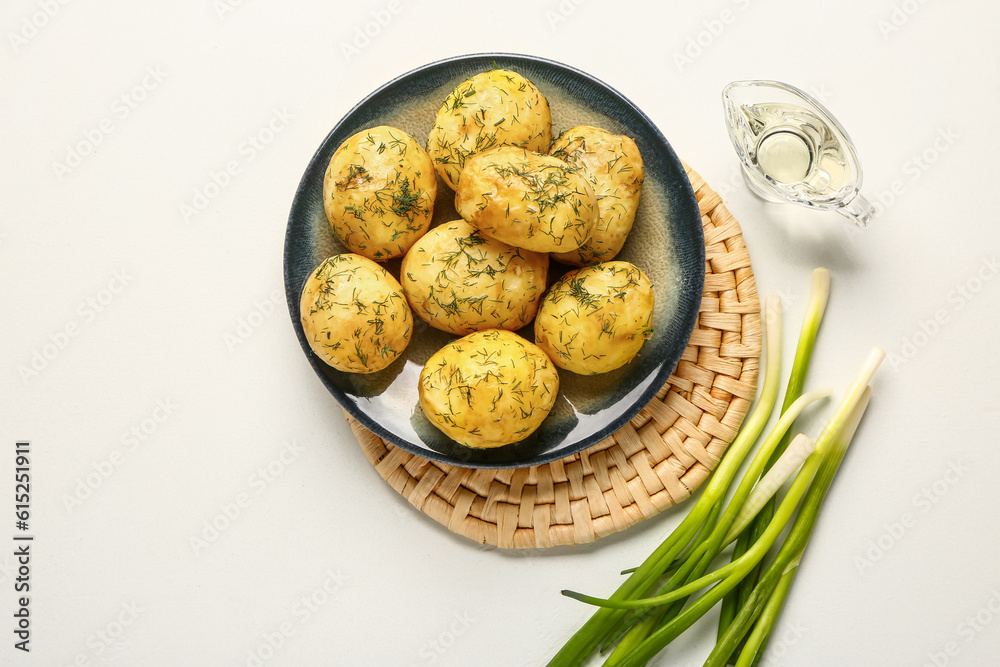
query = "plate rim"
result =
(283, 51, 705, 469)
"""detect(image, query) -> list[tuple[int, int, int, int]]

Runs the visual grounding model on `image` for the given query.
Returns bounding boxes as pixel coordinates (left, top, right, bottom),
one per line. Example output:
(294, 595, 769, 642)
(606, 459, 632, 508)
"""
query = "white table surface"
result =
(3, 1, 999, 665)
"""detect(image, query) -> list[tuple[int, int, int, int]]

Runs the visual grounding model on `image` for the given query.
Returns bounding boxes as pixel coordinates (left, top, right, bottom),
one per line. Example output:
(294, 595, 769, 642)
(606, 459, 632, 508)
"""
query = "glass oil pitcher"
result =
(722, 80, 875, 228)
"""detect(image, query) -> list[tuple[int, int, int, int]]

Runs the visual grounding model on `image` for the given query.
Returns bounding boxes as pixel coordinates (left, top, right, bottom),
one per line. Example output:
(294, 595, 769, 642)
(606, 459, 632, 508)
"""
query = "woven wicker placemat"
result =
(346, 165, 761, 549)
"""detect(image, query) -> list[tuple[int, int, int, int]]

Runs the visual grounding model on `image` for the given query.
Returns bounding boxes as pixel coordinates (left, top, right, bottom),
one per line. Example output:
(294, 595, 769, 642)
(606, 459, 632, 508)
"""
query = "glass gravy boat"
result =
(722, 80, 875, 228)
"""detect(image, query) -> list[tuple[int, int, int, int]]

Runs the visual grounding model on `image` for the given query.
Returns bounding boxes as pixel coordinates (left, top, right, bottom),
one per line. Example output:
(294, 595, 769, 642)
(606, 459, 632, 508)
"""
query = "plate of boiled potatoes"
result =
(284, 53, 705, 469)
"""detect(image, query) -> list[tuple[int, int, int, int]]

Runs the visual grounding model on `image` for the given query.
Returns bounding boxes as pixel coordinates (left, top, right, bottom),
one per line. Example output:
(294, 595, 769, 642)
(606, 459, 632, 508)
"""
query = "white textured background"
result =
(2, 1, 999, 665)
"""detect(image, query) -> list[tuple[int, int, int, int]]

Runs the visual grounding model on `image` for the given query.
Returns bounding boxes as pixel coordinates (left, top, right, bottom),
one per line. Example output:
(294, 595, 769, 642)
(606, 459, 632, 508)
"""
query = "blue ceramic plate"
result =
(284, 53, 704, 469)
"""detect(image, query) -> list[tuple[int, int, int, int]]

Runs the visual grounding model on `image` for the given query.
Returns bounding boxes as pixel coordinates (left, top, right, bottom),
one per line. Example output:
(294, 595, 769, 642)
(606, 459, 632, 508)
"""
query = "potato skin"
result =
(401, 220, 548, 335)
(427, 69, 552, 191)
(534, 261, 654, 375)
(455, 147, 598, 254)
(299, 254, 412, 374)
(323, 126, 436, 261)
(550, 126, 644, 266)
(419, 329, 559, 448)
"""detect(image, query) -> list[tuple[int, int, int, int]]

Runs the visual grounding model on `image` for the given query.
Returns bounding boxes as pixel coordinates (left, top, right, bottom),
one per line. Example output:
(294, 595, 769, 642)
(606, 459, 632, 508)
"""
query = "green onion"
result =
(562, 386, 830, 611)
(720, 268, 830, 649)
(733, 559, 797, 667)
(561, 448, 820, 612)
(595, 386, 827, 665)
(549, 269, 883, 667)
(612, 353, 880, 667)
(546, 297, 785, 667)
(723, 433, 816, 544)
(707, 381, 876, 667)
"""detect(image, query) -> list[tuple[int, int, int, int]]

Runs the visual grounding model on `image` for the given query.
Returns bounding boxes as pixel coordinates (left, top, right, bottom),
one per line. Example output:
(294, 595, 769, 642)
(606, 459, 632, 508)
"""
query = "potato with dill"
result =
(323, 126, 436, 261)
(299, 254, 412, 374)
(427, 69, 552, 191)
(401, 220, 548, 335)
(550, 125, 645, 266)
(534, 261, 654, 375)
(455, 146, 599, 254)
(419, 329, 559, 448)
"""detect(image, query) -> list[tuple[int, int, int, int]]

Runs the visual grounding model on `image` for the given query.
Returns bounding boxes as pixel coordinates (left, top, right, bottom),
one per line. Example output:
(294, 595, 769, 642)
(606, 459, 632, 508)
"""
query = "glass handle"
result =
(837, 192, 876, 228)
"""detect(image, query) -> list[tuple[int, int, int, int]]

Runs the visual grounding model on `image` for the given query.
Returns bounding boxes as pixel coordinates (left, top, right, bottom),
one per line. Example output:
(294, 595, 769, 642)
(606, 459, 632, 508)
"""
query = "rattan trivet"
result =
(347, 165, 761, 549)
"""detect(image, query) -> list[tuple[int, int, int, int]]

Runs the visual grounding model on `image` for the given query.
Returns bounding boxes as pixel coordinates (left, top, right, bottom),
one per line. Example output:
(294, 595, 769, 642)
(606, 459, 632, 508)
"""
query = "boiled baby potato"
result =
(550, 125, 645, 266)
(455, 147, 598, 254)
(299, 254, 412, 374)
(419, 329, 559, 448)
(534, 261, 654, 375)
(427, 69, 552, 191)
(401, 219, 548, 335)
(323, 126, 436, 261)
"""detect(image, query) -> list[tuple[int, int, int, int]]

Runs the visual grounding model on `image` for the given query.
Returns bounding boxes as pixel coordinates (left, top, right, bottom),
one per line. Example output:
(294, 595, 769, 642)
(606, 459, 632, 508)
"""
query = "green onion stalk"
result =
(562, 440, 824, 613)
(546, 296, 786, 667)
(591, 386, 830, 666)
(733, 560, 797, 667)
(548, 267, 883, 667)
(609, 349, 881, 667)
(599, 432, 816, 665)
(707, 375, 878, 667)
(719, 267, 831, 657)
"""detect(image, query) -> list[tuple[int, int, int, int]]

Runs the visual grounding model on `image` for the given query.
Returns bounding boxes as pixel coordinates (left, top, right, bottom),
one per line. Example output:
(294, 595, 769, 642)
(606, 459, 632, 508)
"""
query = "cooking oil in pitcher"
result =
(723, 81, 875, 228)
